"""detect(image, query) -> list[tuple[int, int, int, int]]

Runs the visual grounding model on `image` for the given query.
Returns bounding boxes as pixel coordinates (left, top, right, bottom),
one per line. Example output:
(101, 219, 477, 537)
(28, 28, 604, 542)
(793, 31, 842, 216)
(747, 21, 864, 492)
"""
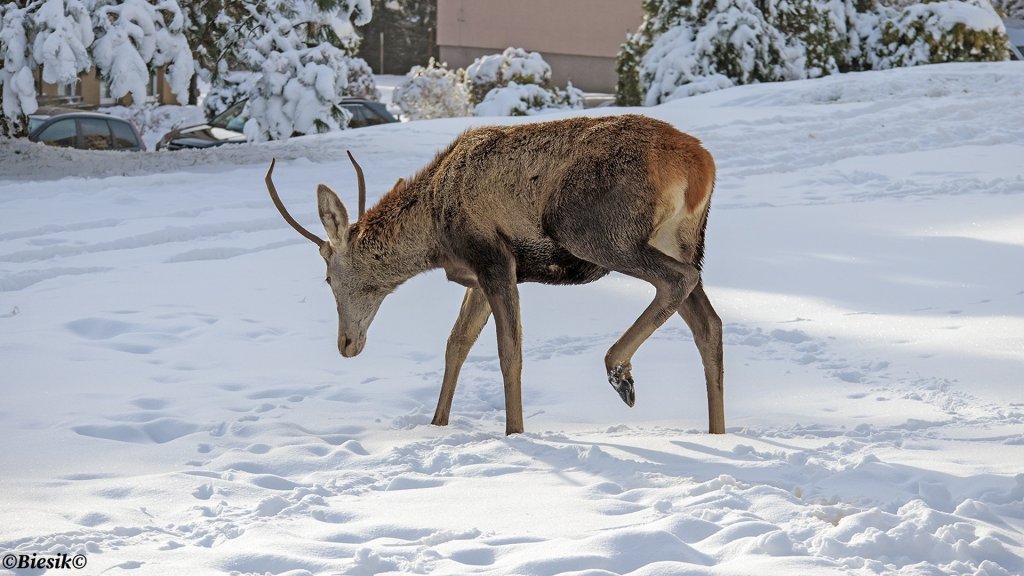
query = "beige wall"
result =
(37, 67, 177, 108)
(437, 0, 642, 93)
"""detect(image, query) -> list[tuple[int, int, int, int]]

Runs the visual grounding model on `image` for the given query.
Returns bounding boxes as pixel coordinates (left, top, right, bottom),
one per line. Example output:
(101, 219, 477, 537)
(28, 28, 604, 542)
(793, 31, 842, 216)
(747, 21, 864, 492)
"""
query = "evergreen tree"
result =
(218, 0, 376, 141)
(356, 0, 436, 74)
(179, 0, 252, 104)
(992, 0, 1024, 18)
(875, 0, 1009, 67)
(90, 0, 195, 106)
(1, 0, 193, 134)
(620, 0, 1011, 106)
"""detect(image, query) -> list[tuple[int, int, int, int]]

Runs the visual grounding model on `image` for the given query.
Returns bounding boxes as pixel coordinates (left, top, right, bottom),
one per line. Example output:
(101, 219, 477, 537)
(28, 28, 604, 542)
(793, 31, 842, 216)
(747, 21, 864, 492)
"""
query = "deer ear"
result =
(317, 184, 349, 246)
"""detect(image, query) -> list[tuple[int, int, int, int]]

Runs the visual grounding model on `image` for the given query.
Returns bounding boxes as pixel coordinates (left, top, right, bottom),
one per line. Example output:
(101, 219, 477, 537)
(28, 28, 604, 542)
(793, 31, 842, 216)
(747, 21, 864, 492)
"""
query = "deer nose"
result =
(340, 333, 364, 357)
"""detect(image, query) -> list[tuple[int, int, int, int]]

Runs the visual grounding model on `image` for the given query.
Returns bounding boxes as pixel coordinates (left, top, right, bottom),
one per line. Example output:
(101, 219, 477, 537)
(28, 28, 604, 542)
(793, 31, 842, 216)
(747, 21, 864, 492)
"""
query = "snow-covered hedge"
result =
(392, 58, 472, 120)
(392, 48, 583, 120)
(620, 0, 1011, 106)
(474, 81, 583, 117)
(465, 48, 583, 116)
(345, 57, 380, 101)
(874, 0, 1010, 68)
(464, 47, 553, 104)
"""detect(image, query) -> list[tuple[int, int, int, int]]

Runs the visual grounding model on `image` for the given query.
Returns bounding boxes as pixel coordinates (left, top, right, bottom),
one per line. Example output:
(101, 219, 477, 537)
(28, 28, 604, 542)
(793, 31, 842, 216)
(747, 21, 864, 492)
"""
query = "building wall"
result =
(437, 0, 642, 93)
(37, 67, 177, 108)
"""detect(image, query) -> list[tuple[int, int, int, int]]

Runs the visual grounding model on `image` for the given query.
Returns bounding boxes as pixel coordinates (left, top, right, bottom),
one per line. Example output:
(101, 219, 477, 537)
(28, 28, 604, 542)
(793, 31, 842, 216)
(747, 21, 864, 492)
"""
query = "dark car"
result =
(157, 97, 398, 150)
(29, 112, 146, 152)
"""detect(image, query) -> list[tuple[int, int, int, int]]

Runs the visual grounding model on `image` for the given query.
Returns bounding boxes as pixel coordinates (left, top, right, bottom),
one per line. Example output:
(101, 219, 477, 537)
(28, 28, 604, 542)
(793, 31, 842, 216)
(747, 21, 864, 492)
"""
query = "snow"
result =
(1, 62, 1023, 575)
(473, 81, 583, 117)
(636, 0, 1011, 106)
(90, 0, 194, 106)
(466, 47, 553, 90)
(31, 0, 93, 87)
(0, 5, 39, 119)
(391, 63, 472, 121)
(913, 0, 1005, 32)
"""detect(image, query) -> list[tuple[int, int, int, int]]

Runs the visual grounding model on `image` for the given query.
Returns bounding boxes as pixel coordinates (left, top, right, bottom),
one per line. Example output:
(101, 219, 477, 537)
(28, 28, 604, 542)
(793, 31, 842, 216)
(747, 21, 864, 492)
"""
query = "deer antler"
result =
(265, 159, 325, 248)
(347, 150, 366, 218)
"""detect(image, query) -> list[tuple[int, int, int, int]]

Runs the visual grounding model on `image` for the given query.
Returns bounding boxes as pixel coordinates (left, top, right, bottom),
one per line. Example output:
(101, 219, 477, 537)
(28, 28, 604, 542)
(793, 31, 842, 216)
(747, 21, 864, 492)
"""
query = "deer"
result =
(265, 114, 724, 436)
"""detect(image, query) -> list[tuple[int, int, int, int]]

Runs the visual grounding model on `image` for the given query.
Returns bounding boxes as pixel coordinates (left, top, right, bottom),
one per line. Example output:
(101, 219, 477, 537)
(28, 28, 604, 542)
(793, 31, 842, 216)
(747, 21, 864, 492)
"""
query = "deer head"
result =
(266, 153, 382, 358)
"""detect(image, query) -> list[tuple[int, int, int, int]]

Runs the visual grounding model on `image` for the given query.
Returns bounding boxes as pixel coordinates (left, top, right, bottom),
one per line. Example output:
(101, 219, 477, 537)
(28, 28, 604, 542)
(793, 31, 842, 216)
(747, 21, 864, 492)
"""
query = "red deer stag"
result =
(266, 114, 724, 435)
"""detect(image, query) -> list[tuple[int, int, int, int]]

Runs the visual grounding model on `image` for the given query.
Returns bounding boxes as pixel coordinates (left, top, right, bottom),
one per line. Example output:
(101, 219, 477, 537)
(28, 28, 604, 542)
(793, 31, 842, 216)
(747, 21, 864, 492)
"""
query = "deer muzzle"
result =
(339, 331, 366, 357)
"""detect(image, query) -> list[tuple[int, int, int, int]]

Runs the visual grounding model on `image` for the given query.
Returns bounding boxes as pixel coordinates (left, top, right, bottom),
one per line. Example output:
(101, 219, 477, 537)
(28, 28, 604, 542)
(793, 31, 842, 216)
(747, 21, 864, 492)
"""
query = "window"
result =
(36, 119, 77, 147)
(211, 100, 248, 131)
(57, 81, 79, 97)
(343, 103, 390, 129)
(146, 70, 159, 102)
(80, 118, 112, 150)
(109, 120, 140, 149)
(100, 81, 116, 105)
(342, 104, 364, 128)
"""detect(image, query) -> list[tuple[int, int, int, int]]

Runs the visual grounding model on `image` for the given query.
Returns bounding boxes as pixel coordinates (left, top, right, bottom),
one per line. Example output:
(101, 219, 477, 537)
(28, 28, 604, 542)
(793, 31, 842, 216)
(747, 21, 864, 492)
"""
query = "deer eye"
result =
(325, 276, 332, 286)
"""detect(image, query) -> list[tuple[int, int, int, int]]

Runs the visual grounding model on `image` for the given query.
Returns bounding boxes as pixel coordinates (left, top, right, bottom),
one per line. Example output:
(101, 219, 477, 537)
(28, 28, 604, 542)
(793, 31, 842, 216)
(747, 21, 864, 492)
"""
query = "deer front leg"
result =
(678, 283, 725, 434)
(479, 266, 524, 435)
(432, 287, 492, 427)
(605, 250, 700, 407)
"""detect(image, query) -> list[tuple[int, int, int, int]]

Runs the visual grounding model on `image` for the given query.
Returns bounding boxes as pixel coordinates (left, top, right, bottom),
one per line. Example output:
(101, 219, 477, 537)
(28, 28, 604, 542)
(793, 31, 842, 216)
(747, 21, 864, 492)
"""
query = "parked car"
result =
(29, 112, 146, 152)
(156, 97, 398, 150)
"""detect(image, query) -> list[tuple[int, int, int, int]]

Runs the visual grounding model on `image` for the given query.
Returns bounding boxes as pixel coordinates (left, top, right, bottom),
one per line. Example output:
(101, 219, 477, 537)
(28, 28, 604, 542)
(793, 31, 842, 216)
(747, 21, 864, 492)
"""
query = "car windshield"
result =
(210, 100, 248, 131)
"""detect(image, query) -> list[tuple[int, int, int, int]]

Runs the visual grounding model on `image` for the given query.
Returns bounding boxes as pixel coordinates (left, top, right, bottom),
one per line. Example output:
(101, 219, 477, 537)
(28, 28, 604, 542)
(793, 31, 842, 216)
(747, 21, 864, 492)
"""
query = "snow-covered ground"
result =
(1, 62, 1022, 575)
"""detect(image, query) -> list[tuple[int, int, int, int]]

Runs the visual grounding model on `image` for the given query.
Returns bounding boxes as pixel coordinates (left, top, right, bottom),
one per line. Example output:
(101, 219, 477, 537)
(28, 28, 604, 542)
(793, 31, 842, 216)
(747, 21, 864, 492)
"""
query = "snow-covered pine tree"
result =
(616, 0, 694, 106)
(759, 0, 848, 76)
(694, 0, 792, 84)
(992, 0, 1024, 18)
(33, 0, 95, 88)
(620, 0, 1011, 106)
(90, 0, 195, 106)
(1, 4, 38, 134)
(637, 0, 793, 106)
(1, 0, 95, 134)
(178, 0, 253, 105)
(207, 0, 377, 141)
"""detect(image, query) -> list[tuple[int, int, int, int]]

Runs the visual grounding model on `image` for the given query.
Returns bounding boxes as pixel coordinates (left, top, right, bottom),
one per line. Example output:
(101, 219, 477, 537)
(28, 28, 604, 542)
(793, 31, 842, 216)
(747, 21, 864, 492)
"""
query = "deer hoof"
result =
(608, 363, 636, 407)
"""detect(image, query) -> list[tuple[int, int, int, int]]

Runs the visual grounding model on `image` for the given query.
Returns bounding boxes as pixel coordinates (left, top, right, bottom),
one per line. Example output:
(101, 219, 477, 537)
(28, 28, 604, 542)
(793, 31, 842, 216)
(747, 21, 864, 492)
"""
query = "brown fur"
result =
(271, 114, 725, 435)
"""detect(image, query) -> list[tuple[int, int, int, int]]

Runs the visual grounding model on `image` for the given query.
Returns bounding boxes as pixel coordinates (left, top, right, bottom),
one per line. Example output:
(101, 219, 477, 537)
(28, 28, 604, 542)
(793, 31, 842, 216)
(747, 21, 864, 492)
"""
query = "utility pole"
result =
(380, 31, 385, 74)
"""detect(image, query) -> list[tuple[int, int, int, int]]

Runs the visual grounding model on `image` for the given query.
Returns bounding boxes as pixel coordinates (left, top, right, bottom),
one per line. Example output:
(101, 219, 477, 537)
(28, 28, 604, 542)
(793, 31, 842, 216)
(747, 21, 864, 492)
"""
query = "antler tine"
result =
(346, 150, 366, 218)
(265, 159, 325, 248)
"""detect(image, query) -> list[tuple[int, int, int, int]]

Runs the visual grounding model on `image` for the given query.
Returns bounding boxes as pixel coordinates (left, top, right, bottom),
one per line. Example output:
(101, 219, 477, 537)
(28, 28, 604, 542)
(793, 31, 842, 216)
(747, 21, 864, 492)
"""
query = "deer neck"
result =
(350, 180, 439, 287)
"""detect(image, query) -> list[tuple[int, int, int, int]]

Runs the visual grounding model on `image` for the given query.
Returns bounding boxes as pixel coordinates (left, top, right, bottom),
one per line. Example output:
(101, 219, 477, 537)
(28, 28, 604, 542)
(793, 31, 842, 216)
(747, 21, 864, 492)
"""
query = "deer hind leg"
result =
(604, 246, 701, 407)
(678, 283, 725, 434)
(432, 287, 492, 427)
